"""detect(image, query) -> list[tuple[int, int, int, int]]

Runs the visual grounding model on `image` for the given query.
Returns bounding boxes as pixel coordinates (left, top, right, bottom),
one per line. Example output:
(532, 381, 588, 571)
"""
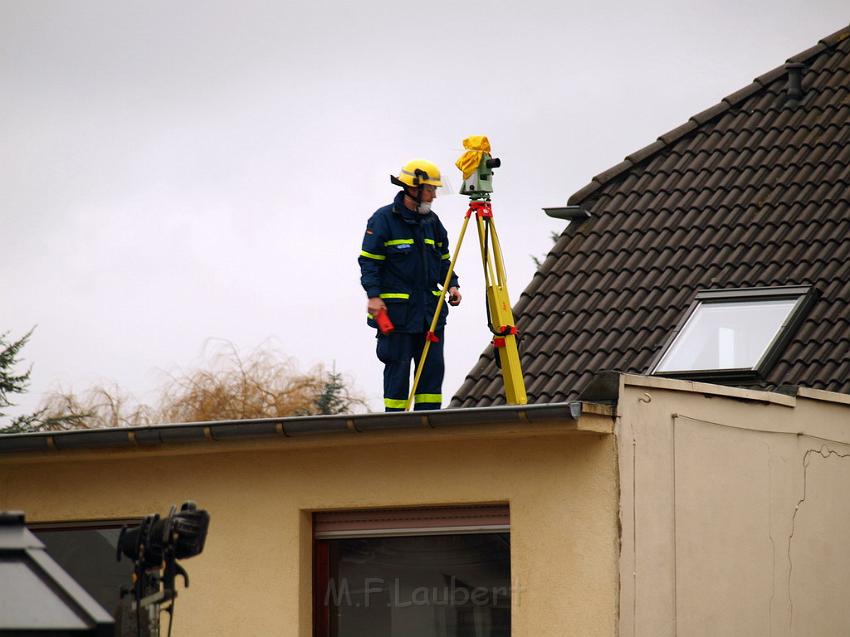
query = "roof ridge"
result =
(567, 22, 850, 207)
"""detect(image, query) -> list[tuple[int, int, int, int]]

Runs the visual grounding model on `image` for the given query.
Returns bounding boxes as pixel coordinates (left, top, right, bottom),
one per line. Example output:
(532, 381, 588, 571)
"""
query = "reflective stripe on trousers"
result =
(377, 331, 445, 412)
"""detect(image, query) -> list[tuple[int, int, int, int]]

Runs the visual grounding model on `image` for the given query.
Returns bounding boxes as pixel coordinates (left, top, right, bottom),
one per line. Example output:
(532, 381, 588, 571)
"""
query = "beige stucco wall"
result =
(0, 415, 619, 636)
(617, 376, 850, 637)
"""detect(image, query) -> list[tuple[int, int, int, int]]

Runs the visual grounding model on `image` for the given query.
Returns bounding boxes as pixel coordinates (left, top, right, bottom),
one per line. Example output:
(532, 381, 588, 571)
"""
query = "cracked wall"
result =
(788, 448, 850, 636)
(617, 378, 850, 637)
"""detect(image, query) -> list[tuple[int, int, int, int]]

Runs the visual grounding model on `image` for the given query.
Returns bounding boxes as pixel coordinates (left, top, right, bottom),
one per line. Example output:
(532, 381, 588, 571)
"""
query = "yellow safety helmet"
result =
(391, 159, 443, 189)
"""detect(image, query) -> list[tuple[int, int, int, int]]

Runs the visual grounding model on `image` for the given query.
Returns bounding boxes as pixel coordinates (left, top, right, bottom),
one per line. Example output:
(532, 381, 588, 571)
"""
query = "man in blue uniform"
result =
(359, 159, 462, 411)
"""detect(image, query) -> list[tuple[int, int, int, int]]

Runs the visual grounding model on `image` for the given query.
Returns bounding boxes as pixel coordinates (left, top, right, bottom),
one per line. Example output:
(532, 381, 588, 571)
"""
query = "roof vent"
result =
(785, 62, 806, 102)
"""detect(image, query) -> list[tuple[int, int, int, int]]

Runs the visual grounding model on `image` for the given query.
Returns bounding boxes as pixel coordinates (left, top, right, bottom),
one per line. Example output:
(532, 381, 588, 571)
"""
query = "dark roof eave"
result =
(0, 402, 588, 455)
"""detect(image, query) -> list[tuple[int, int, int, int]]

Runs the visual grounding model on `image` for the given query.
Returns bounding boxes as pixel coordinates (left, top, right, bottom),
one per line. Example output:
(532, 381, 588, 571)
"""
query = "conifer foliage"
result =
(0, 329, 89, 433)
(0, 329, 35, 431)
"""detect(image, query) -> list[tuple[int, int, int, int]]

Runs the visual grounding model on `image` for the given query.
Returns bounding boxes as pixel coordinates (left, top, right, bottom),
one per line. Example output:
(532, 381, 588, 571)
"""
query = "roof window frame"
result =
(649, 285, 817, 382)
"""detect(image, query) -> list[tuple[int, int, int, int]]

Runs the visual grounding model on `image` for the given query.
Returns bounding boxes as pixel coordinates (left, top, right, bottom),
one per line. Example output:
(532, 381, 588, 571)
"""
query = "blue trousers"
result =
(377, 330, 444, 411)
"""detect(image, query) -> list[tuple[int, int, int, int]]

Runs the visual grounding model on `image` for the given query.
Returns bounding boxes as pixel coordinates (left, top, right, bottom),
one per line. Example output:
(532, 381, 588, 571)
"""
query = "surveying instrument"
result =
(114, 501, 210, 637)
(407, 137, 527, 410)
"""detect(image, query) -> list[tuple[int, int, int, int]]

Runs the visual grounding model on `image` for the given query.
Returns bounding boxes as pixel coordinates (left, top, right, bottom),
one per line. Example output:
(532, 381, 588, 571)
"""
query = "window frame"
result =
(28, 519, 140, 533)
(312, 505, 511, 637)
(649, 285, 816, 382)
(28, 517, 142, 615)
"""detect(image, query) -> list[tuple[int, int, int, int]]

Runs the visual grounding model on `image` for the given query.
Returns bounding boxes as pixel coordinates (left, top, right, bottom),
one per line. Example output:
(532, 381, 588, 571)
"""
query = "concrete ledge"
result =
(797, 387, 850, 406)
(621, 374, 796, 407)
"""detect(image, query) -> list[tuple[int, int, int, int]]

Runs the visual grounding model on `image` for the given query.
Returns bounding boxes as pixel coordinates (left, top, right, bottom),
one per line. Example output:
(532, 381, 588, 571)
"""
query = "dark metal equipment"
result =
(115, 502, 210, 637)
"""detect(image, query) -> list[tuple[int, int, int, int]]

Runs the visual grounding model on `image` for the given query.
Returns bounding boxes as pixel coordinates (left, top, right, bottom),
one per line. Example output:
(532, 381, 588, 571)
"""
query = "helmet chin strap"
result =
(398, 169, 431, 213)
(405, 186, 425, 212)
(412, 169, 429, 213)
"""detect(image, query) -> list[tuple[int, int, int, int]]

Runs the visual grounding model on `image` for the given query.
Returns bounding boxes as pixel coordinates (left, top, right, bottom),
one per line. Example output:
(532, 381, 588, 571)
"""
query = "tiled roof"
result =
(452, 24, 850, 407)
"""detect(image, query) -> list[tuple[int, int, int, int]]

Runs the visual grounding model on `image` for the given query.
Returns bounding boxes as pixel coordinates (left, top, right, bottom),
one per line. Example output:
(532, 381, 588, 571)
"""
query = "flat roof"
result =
(0, 401, 599, 456)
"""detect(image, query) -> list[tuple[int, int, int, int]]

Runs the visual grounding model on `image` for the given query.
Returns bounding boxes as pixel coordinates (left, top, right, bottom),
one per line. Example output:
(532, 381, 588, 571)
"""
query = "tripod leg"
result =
(486, 220, 510, 290)
(412, 330, 444, 410)
(479, 213, 528, 405)
(475, 214, 499, 287)
(406, 210, 473, 411)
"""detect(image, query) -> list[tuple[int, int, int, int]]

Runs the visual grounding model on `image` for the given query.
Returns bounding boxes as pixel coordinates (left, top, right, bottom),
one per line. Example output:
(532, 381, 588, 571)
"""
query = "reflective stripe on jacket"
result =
(359, 191, 459, 333)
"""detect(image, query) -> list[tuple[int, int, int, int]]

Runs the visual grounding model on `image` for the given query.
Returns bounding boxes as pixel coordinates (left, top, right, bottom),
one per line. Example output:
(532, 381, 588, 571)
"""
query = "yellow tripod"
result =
(406, 198, 528, 410)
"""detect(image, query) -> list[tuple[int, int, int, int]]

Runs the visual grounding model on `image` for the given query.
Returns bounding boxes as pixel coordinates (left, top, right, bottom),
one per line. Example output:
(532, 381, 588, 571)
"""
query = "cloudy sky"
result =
(2, 1, 847, 418)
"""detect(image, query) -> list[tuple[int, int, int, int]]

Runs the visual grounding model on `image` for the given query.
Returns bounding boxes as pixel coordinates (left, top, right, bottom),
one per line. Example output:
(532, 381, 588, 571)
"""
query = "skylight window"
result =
(651, 286, 815, 380)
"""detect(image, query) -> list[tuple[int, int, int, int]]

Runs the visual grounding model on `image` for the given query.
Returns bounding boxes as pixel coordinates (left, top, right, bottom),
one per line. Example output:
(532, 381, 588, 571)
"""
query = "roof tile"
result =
(753, 65, 787, 87)
(567, 181, 602, 206)
(722, 82, 764, 106)
(658, 120, 699, 145)
(626, 140, 668, 165)
(819, 24, 850, 47)
(689, 102, 731, 125)
(592, 159, 635, 186)
(786, 44, 827, 64)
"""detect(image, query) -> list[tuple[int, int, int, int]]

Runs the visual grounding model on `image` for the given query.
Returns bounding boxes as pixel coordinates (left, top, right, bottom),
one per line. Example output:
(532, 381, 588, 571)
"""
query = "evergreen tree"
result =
(0, 329, 32, 412)
(0, 329, 89, 433)
(313, 366, 351, 415)
(0, 329, 41, 432)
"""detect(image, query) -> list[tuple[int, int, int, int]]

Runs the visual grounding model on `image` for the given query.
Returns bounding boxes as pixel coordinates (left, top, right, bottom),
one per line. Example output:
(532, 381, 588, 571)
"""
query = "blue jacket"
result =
(359, 192, 460, 333)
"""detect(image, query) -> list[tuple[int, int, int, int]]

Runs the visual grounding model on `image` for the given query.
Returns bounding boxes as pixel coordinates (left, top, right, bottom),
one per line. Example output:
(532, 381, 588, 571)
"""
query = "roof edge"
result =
(0, 402, 594, 456)
(566, 22, 850, 207)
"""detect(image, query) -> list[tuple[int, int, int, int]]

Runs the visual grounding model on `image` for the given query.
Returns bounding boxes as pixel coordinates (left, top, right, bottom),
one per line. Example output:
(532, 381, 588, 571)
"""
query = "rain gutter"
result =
(0, 402, 593, 455)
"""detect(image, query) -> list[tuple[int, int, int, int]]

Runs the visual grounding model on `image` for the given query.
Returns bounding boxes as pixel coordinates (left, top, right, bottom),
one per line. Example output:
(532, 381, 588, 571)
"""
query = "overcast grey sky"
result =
(2, 1, 847, 417)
